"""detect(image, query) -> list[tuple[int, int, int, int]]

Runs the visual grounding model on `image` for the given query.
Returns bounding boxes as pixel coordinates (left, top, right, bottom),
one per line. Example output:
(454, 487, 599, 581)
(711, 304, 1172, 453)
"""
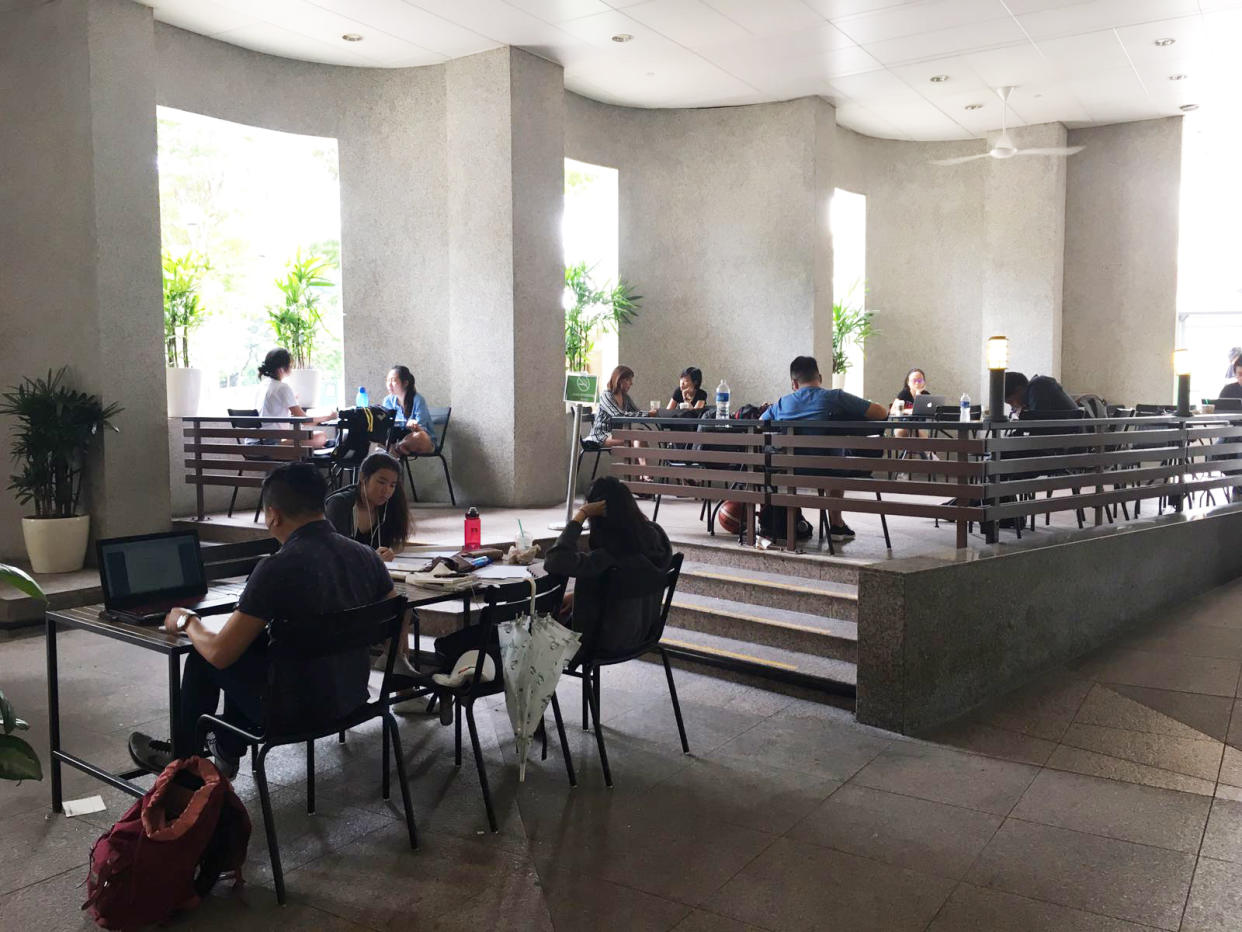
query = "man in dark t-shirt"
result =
(1004, 372, 1078, 415)
(129, 463, 395, 778)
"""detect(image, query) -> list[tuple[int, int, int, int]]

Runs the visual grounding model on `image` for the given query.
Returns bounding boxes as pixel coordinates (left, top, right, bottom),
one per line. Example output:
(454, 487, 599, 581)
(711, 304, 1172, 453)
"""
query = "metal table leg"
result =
(168, 652, 183, 755)
(46, 613, 62, 813)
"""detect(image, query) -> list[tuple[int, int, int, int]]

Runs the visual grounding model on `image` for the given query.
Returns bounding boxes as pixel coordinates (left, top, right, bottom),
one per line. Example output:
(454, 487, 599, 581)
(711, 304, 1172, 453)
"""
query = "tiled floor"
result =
(5, 576, 1242, 929)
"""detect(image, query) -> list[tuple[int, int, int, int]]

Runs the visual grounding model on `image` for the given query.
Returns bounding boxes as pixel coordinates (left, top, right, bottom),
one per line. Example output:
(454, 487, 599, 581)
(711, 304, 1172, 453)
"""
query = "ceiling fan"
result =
(932, 86, 1084, 165)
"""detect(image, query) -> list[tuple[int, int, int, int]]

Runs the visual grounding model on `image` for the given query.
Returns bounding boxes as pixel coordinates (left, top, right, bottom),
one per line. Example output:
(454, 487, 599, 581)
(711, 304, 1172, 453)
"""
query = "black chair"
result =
(225, 408, 264, 522)
(197, 596, 416, 905)
(396, 574, 575, 832)
(564, 553, 688, 788)
(577, 436, 610, 482)
(401, 406, 456, 506)
(1013, 408, 1088, 530)
(201, 537, 278, 581)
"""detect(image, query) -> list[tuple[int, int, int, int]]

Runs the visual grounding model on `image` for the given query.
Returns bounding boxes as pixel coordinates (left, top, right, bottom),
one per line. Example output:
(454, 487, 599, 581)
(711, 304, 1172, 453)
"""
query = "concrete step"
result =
(668, 592, 857, 663)
(657, 625, 856, 698)
(677, 561, 858, 619)
(669, 538, 867, 584)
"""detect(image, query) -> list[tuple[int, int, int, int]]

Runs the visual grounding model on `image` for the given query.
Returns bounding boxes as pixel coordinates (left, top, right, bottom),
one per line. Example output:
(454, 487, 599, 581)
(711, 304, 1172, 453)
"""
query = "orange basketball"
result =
(717, 501, 744, 535)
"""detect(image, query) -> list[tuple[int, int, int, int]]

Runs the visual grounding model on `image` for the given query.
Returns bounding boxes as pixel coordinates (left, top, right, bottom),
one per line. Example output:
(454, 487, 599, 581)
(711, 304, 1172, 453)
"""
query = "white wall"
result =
(1063, 118, 1183, 404)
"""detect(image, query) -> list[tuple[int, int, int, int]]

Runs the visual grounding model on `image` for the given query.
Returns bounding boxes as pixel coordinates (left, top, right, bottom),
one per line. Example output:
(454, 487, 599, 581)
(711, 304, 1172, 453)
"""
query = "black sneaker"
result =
(205, 732, 241, 781)
(829, 524, 856, 542)
(128, 732, 174, 774)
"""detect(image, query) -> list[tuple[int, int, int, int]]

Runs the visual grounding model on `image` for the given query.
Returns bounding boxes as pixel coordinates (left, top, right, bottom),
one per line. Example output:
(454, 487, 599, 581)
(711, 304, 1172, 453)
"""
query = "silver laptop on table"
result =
(97, 531, 237, 625)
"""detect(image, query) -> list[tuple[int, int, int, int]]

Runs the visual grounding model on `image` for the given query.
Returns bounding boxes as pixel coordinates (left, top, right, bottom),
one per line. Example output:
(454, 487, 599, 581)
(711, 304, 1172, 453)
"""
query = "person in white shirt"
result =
(256, 348, 336, 448)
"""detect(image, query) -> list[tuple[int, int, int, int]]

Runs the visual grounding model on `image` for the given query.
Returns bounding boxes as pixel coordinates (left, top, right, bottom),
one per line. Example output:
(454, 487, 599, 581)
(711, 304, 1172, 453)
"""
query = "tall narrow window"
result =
(831, 189, 868, 395)
(563, 158, 620, 378)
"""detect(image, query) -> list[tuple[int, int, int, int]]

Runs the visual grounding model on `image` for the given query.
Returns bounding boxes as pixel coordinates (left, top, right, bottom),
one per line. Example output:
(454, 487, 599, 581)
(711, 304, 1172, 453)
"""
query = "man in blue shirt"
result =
(761, 356, 887, 541)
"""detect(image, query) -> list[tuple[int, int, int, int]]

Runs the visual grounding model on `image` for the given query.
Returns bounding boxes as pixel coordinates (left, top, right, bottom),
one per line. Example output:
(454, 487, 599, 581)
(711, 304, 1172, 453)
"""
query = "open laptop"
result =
(911, 394, 946, 417)
(97, 531, 237, 625)
(1211, 397, 1242, 412)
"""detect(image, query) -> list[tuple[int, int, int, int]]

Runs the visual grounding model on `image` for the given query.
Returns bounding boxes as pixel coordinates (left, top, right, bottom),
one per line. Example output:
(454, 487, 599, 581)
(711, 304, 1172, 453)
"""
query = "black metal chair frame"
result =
(401, 406, 456, 506)
(577, 436, 611, 483)
(389, 575, 575, 832)
(197, 596, 416, 905)
(563, 553, 689, 788)
(225, 408, 265, 522)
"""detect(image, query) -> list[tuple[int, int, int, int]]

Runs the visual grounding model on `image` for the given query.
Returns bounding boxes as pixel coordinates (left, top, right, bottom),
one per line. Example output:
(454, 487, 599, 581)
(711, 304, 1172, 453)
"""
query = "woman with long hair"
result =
(382, 365, 436, 456)
(545, 475, 673, 656)
(586, 365, 642, 449)
(323, 451, 412, 561)
(891, 367, 930, 439)
(255, 348, 336, 448)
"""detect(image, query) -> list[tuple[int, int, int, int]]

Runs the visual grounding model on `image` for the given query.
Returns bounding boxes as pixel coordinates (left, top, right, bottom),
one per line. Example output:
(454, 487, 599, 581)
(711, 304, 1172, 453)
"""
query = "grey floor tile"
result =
(177, 884, 375, 930)
(713, 708, 891, 782)
(711, 836, 954, 932)
(1073, 648, 1240, 698)
(967, 818, 1195, 930)
(1201, 798, 1242, 863)
(850, 743, 1039, 815)
(787, 782, 1001, 879)
(539, 867, 690, 932)
(1058, 722, 1223, 781)
(1183, 857, 1242, 932)
(669, 910, 764, 932)
(1218, 746, 1242, 786)
(0, 866, 105, 932)
(644, 752, 842, 835)
(1105, 684, 1234, 742)
(1075, 684, 1231, 741)
(1010, 769, 1211, 853)
(1045, 744, 1217, 796)
(926, 882, 1155, 931)
(0, 808, 98, 897)
(921, 718, 1058, 766)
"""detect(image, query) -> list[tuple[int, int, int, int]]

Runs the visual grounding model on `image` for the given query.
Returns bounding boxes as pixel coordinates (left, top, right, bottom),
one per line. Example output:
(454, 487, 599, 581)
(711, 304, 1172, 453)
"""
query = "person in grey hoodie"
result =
(545, 475, 673, 658)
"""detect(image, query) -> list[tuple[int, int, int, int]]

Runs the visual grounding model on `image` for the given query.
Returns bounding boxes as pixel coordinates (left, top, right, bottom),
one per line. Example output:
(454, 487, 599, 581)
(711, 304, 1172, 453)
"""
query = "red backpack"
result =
(83, 756, 251, 930)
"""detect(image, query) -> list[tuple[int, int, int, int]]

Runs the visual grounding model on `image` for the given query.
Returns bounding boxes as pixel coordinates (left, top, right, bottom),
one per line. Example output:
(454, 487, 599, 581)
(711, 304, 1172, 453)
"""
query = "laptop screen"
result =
(97, 532, 206, 607)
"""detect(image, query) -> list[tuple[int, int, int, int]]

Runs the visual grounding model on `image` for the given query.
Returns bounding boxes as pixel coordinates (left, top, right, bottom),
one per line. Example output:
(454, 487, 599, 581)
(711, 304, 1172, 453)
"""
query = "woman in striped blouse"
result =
(587, 365, 642, 448)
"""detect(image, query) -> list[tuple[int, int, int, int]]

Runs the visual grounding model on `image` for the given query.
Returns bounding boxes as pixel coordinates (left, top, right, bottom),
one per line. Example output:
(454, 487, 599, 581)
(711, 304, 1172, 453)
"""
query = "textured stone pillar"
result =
(0, 0, 168, 558)
(446, 48, 566, 506)
(980, 123, 1068, 397)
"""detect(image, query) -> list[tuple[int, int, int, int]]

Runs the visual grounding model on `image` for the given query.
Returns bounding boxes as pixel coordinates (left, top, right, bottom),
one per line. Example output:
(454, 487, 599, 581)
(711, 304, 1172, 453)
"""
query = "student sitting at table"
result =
(1219, 356, 1242, 400)
(256, 348, 336, 448)
(891, 367, 931, 438)
(761, 355, 887, 542)
(383, 364, 437, 456)
(1004, 371, 1078, 415)
(667, 366, 707, 410)
(127, 462, 397, 779)
(586, 365, 643, 449)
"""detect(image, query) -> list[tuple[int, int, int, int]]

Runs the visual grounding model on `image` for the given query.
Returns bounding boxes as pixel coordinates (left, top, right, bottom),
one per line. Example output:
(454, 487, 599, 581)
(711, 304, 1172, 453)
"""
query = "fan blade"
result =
(930, 153, 991, 165)
(1014, 146, 1085, 157)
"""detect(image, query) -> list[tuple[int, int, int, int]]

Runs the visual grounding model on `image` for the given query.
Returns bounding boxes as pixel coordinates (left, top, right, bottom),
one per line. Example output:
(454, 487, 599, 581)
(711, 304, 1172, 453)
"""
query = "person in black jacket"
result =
(545, 475, 673, 657)
(1004, 372, 1078, 414)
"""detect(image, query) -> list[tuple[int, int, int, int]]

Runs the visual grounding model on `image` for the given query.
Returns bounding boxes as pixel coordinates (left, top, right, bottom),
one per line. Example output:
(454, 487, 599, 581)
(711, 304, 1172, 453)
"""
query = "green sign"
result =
(563, 372, 598, 405)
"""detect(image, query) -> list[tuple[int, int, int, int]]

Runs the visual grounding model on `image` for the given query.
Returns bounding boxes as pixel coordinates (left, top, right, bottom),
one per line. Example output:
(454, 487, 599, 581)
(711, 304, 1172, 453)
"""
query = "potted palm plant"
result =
(563, 262, 642, 373)
(268, 249, 334, 407)
(163, 250, 211, 417)
(831, 282, 876, 390)
(0, 368, 122, 573)
(0, 564, 43, 782)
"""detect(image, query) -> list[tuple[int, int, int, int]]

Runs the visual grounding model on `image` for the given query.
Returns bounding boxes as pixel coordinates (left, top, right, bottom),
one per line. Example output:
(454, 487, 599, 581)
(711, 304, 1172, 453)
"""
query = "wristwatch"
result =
(176, 610, 198, 632)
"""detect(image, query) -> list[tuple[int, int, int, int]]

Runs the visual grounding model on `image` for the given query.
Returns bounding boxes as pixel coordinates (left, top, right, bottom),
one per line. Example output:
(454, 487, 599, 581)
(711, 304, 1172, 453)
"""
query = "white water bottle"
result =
(715, 379, 730, 419)
(960, 393, 971, 422)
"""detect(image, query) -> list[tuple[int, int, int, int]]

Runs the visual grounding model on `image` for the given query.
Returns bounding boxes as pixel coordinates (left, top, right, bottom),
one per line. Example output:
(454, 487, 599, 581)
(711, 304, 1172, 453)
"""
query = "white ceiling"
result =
(139, 0, 1242, 140)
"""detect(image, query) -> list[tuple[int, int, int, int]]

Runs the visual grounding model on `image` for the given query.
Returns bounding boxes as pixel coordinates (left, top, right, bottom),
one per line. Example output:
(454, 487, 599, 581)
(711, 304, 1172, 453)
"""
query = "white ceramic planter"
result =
(285, 368, 319, 408)
(21, 515, 90, 574)
(831, 371, 848, 390)
(165, 367, 202, 417)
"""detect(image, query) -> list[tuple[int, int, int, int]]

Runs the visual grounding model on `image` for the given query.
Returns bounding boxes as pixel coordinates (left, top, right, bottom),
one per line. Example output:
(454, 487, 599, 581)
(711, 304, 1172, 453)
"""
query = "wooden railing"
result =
(609, 414, 1242, 550)
(181, 416, 320, 520)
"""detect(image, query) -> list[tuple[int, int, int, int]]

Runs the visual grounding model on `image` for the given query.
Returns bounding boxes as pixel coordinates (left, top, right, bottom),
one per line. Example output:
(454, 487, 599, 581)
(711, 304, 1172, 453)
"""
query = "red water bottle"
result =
(464, 507, 481, 550)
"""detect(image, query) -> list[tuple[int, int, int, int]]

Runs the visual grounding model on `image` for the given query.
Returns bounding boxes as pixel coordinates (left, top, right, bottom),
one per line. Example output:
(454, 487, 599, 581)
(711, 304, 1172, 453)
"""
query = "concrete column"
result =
(981, 123, 1068, 397)
(445, 48, 566, 506)
(0, 0, 168, 559)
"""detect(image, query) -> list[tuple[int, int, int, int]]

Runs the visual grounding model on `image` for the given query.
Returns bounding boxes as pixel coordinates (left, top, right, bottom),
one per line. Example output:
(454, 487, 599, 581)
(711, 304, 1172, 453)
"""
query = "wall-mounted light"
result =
(1180, 104, 1199, 112)
(1174, 348, 1192, 417)
(929, 74, 950, 83)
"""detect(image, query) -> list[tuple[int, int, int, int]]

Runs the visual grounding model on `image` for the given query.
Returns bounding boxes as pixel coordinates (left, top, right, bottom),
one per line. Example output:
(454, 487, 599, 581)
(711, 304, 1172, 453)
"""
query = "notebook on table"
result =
(97, 531, 237, 625)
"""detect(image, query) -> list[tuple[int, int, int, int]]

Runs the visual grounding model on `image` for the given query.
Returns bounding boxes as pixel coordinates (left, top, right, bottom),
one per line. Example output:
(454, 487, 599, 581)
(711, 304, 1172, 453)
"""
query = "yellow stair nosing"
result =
(660, 638, 800, 671)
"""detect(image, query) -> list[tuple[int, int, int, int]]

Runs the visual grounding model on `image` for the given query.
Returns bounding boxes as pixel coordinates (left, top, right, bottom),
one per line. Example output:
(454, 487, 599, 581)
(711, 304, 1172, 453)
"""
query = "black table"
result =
(44, 578, 476, 811)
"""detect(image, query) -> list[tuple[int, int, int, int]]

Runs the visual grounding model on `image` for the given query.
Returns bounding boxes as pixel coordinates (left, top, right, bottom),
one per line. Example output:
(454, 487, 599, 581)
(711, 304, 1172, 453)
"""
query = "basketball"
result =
(717, 500, 744, 535)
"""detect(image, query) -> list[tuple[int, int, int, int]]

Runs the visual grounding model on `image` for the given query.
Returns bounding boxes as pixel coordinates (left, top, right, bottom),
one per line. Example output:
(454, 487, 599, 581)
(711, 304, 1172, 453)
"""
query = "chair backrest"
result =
(202, 537, 279, 581)
(264, 596, 407, 737)
(1135, 403, 1174, 416)
(475, 573, 567, 627)
(650, 552, 684, 644)
(934, 404, 981, 420)
(227, 408, 261, 439)
(428, 406, 451, 454)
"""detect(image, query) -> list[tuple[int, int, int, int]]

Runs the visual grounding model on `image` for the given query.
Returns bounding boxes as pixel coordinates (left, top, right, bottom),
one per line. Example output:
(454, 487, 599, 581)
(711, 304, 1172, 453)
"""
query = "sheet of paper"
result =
(472, 564, 531, 580)
(63, 795, 106, 817)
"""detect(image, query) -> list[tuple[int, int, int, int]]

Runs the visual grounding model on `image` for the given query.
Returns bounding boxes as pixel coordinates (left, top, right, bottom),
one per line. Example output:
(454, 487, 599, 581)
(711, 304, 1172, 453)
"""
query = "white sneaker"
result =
(432, 651, 496, 689)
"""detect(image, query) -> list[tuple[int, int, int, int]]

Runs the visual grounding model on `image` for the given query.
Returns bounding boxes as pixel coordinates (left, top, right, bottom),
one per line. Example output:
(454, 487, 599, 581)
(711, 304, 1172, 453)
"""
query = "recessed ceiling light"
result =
(1154, 37, 1176, 47)
(929, 74, 950, 83)
(611, 33, 633, 43)
(341, 33, 363, 42)
(1180, 103, 1199, 111)
(1169, 73, 1188, 81)
(964, 103, 983, 111)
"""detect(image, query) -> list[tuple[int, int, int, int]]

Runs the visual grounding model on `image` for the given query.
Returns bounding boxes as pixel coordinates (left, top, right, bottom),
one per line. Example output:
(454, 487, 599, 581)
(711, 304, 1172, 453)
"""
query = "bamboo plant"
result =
(832, 281, 876, 376)
(162, 251, 211, 368)
(268, 250, 335, 369)
(564, 262, 642, 373)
